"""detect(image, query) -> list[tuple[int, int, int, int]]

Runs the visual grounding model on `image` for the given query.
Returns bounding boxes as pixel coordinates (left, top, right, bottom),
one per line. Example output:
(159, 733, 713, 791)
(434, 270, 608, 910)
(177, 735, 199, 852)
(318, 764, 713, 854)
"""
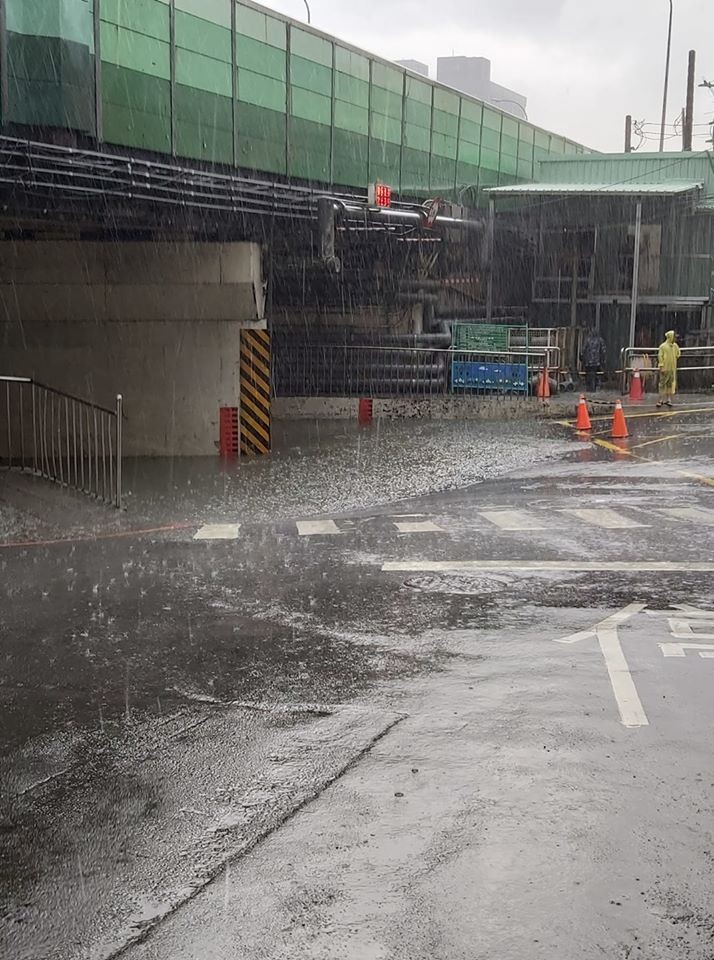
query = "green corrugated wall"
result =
(1, 0, 587, 200)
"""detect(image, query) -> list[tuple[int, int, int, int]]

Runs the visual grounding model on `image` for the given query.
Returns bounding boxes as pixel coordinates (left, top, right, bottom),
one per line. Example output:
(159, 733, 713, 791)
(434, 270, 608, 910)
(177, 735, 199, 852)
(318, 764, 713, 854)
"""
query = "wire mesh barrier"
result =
(0, 377, 123, 508)
(620, 346, 714, 394)
(273, 345, 557, 398)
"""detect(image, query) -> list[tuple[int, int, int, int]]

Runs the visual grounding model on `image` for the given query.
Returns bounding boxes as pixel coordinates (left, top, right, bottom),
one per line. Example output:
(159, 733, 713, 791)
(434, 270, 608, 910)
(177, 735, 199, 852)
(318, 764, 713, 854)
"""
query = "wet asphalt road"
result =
(1, 404, 714, 959)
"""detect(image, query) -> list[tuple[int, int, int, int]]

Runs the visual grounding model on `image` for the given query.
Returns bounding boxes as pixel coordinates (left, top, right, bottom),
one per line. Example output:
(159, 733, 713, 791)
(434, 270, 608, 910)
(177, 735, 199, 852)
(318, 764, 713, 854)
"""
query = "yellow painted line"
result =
(589, 406, 714, 424)
(593, 439, 714, 489)
(630, 434, 680, 450)
(559, 405, 714, 428)
(678, 470, 714, 489)
(594, 439, 634, 456)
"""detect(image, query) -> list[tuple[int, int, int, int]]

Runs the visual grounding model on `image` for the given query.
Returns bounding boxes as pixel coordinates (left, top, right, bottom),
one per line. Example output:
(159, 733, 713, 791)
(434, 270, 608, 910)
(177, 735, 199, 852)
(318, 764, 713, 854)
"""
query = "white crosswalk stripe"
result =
(194, 524, 241, 540)
(394, 520, 445, 533)
(296, 520, 342, 536)
(660, 506, 714, 525)
(478, 510, 548, 531)
(561, 508, 646, 529)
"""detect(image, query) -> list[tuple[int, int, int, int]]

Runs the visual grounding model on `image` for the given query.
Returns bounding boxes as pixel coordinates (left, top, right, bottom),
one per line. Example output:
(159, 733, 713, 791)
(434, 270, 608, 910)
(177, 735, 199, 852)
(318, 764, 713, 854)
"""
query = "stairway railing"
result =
(1, 377, 123, 508)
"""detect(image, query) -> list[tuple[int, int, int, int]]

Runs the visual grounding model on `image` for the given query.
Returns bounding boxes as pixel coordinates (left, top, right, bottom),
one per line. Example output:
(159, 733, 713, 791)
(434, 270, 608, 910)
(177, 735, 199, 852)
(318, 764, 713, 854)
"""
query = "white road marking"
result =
(667, 619, 714, 641)
(554, 603, 646, 644)
(660, 642, 714, 658)
(646, 604, 714, 619)
(478, 510, 547, 531)
(296, 520, 342, 536)
(394, 521, 445, 534)
(598, 625, 649, 728)
(660, 506, 714, 525)
(561, 508, 646, 529)
(193, 524, 240, 540)
(381, 560, 714, 573)
(552, 604, 649, 728)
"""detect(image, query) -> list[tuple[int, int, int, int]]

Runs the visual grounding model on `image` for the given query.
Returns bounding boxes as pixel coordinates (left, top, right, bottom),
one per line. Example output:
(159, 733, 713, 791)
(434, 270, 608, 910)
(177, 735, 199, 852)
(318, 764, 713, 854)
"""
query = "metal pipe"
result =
(5, 380, 11, 465)
(620, 344, 714, 392)
(486, 199, 495, 322)
(341, 204, 482, 231)
(659, 0, 674, 152)
(629, 201, 643, 349)
(116, 394, 123, 509)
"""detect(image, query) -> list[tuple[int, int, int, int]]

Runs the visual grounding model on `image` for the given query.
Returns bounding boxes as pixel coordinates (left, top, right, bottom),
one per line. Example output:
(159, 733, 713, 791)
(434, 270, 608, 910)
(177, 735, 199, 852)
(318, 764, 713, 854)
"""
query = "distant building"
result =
(395, 59, 429, 77)
(487, 152, 714, 365)
(436, 57, 527, 118)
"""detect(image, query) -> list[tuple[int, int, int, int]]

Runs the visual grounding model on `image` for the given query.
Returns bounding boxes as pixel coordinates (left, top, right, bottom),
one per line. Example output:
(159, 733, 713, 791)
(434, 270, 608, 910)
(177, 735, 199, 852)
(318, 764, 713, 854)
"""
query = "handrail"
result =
(620, 345, 714, 394)
(0, 376, 123, 508)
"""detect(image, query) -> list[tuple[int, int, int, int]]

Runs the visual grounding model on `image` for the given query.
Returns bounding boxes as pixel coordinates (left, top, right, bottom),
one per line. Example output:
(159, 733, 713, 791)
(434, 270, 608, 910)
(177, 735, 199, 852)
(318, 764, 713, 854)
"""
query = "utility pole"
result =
(700, 79, 714, 146)
(659, 0, 674, 152)
(683, 50, 696, 151)
(625, 115, 633, 152)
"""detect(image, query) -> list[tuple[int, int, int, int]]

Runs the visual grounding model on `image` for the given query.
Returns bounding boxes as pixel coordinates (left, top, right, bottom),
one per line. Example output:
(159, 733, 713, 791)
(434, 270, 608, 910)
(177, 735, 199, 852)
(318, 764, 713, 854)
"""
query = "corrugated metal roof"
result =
(534, 153, 714, 194)
(486, 180, 704, 197)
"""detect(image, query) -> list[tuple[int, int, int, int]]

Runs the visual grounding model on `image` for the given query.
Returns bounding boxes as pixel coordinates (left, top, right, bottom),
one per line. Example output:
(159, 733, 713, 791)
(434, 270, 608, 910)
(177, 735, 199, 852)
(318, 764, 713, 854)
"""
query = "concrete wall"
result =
(274, 395, 537, 421)
(0, 241, 263, 456)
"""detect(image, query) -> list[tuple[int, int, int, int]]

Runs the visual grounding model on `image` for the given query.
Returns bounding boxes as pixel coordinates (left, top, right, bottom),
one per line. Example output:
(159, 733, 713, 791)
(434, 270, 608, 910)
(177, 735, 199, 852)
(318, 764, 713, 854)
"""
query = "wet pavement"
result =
(1, 403, 714, 959)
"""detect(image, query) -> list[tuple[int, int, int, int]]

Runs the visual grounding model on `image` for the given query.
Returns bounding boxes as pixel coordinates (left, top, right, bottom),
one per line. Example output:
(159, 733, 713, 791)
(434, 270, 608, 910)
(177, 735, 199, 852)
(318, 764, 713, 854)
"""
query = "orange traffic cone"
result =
(629, 369, 644, 401)
(575, 394, 592, 431)
(536, 365, 551, 402)
(612, 399, 629, 439)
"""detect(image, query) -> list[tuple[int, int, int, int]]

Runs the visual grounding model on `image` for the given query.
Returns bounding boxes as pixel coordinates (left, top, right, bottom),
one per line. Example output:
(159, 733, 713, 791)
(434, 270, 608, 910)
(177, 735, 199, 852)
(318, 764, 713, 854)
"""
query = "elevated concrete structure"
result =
(0, 242, 264, 456)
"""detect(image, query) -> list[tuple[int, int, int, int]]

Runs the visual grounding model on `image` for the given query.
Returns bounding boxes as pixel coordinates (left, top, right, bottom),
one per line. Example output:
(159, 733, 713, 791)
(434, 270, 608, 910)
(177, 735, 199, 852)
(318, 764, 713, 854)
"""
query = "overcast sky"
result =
(266, 0, 714, 152)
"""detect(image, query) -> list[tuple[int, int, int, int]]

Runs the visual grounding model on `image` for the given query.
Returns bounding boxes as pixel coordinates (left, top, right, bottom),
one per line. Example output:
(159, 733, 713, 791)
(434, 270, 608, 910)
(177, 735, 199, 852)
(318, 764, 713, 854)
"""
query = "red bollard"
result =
(358, 398, 373, 425)
(219, 406, 239, 457)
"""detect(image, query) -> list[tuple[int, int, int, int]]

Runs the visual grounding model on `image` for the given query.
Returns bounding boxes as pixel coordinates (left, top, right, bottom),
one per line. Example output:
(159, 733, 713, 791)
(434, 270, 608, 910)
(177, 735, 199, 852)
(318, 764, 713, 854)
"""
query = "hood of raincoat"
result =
(665, 330, 675, 343)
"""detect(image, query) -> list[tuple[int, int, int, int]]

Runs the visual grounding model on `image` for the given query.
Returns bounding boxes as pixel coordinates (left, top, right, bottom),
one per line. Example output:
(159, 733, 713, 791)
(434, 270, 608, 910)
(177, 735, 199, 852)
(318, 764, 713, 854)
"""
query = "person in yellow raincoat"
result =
(656, 330, 681, 407)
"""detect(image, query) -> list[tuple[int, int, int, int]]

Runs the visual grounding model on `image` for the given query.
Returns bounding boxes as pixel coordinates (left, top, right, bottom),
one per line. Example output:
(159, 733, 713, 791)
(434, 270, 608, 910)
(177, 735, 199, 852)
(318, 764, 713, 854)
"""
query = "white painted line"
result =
(561, 508, 647, 529)
(554, 603, 646, 645)
(646, 604, 714, 619)
(667, 618, 714, 641)
(382, 560, 714, 573)
(193, 524, 240, 540)
(394, 521, 445, 534)
(598, 626, 649, 728)
(660, 506, 714, 525)
(479, 510, 548, 531)
(296, 520, 342, 536)
(660, 642, 714, 658)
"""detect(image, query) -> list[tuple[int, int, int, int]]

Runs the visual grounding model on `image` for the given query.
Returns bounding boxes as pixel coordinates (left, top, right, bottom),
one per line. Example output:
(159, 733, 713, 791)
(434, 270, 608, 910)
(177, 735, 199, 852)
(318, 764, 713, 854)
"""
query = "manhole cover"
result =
(404, 574, 512, 596)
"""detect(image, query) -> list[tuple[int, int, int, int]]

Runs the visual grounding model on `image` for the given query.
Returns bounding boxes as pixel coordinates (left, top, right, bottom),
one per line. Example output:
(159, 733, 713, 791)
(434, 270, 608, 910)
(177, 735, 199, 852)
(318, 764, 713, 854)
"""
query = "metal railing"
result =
(273, 345, 560, 398)
(620, 346, 714, 394)
(1, 377, 123, 508)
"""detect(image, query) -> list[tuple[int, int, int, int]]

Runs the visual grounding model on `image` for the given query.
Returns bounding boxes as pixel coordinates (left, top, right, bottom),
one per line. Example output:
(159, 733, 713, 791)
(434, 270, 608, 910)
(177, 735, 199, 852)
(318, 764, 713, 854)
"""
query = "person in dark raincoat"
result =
(580, 328, 607, 393)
